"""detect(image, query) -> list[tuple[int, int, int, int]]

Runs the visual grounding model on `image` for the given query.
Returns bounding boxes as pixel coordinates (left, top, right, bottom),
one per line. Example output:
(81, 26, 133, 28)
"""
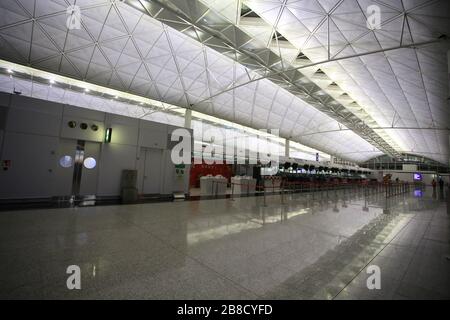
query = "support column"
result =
(285, 139, 290, 158)
(184, 109, 192, 129)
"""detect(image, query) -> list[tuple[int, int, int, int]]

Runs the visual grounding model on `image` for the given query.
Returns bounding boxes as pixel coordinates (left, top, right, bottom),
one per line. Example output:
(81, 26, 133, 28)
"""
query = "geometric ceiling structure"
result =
(130, 0, 399, 158)
(0, 73, 332, 162)
(0, 0, 448, 164)
(220, 0, 450, 164)
(0, 73, 187, 126)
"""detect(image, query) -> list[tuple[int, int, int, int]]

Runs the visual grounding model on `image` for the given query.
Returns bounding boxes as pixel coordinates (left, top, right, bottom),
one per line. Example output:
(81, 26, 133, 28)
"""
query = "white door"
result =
(140, 148, 163, 194)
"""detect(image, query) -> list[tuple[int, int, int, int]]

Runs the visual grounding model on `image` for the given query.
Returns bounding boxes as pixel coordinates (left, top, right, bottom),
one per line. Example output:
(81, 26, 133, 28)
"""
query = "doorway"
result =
(55, 139, 100, 198)
(137, 148, 163, 195)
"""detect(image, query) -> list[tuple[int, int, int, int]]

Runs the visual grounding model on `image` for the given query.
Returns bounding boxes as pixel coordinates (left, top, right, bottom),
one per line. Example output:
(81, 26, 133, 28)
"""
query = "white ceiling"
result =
(0, 74, 335, 162)
(229, 0, 450, 164)
(0, 0, 448, 164)
(0, 73, 187, 125)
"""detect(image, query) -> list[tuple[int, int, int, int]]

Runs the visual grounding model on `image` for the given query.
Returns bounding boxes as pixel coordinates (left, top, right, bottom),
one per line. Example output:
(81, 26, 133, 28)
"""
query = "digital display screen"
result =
(413, 173, 422, 181)
(414, 189, 423, 197)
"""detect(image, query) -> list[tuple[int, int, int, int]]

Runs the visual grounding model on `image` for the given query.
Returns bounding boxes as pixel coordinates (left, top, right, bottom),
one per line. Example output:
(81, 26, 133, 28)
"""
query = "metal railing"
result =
(206, 178, 413, 207)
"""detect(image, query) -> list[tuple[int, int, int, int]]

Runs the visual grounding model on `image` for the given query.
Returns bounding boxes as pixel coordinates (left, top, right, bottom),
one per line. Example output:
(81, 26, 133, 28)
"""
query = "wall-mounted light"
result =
(105, 127, 112, 143)
(49, 79, 55, 84)
(7, 69, 13, 73)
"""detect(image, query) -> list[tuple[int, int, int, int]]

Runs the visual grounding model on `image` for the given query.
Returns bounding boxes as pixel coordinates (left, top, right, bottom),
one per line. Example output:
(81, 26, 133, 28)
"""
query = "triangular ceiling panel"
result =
(0, 0, 447, 164)
(0, 33, 30, 62)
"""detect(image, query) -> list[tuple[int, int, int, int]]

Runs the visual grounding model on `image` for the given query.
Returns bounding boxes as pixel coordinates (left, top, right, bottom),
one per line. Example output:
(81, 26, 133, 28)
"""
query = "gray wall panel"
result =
(97, 144, 138, 196)
(0, 132, 58, 198)
(6, 108, 62, 136)
(0, 93, 191, 199)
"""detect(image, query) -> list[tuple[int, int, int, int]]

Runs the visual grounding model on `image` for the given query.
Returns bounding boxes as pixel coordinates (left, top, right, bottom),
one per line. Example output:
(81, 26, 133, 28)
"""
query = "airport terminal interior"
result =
(0, 0, 449, 300)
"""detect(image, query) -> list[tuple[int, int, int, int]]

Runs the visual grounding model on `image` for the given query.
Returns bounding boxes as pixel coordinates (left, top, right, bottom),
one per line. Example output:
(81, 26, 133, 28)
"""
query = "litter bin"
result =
(121, 170, 138, 204)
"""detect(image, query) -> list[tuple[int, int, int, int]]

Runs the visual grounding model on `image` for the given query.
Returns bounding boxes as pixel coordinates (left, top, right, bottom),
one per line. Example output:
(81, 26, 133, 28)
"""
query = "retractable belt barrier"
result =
(207, 178, 415, 205)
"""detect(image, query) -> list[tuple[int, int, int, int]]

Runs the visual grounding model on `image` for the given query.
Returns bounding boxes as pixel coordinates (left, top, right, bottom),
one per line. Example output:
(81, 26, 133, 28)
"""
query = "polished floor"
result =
(0, 186, 449, 299)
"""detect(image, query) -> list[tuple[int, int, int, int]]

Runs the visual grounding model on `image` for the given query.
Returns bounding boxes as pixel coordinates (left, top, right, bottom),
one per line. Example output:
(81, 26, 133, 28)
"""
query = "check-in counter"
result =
(263, 176, 282, 190)
(231, 176, 256, 194)
(200, 175, 228, 196)
(214, 175, 228, 195)
(200, 175, 214, 196)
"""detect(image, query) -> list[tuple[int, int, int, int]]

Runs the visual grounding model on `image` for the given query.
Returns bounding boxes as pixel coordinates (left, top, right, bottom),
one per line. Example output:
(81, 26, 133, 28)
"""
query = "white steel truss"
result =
(0, 0, 448, 163)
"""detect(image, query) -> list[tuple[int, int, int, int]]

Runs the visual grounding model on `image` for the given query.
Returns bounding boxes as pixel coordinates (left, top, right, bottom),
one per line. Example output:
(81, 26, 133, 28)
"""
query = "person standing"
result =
(438, 177, 444, 192)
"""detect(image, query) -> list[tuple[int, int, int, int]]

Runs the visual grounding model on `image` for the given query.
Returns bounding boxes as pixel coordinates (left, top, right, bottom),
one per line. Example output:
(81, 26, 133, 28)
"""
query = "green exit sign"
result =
(105, 128, 112, 143)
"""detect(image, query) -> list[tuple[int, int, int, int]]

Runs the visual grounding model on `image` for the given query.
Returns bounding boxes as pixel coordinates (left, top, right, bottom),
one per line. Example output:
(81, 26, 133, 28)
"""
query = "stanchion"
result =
(231, 182, 235, 201)
(447, 184, 450, 214)
(216, 181, 220, 198)
(263, 185, 267, 207)
(313, 183, 316, 200)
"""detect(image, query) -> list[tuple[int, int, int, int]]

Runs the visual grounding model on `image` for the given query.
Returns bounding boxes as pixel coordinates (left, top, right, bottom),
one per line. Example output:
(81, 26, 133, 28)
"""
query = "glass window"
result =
(59, 155, 73, 168)
(83, 157, 96, 169)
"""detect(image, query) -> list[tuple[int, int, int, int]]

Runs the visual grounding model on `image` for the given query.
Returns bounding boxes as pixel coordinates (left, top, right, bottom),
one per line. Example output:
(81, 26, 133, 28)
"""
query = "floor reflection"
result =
(0, 186, 448, 299)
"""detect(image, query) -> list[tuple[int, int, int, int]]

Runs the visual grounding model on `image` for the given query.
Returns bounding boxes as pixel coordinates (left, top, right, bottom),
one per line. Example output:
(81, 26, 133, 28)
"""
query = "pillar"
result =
(184, 109, 192, 129)
(285, 139, 290, 158)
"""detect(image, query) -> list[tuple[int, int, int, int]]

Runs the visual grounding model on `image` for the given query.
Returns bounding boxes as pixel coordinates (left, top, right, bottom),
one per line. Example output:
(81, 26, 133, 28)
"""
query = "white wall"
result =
(402, 164, 418, 171)
(0, 93, 191, 200)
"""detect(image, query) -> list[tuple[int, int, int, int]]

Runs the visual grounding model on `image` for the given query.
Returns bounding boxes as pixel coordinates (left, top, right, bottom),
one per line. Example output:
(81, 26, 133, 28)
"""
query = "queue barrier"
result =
(207, 178, 413, 206)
